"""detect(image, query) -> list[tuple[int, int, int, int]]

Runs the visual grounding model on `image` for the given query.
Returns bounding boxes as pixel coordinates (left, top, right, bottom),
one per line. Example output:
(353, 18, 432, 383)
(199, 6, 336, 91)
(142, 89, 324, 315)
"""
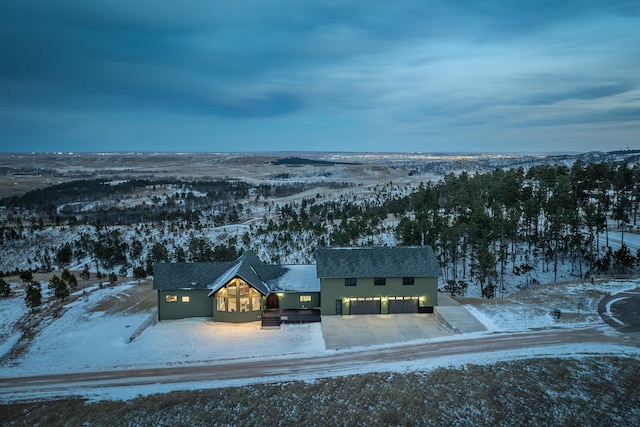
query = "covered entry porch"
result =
(261, 291, 321, 327)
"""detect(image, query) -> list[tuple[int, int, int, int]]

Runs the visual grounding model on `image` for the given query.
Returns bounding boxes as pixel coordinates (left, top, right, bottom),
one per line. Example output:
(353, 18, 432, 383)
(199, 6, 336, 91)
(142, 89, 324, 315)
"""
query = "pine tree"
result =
(68, 274, 78, 291)
(0, 278, 10, 297)
(61, 268, 77, 290)
(55, 243, 73, 266)
(25, 281, 42, 311)
(50, 275, 70, 300)
(614, 244, 635, 274)
(61, 268, 72, 282)
(80, 264, 91, 280)
(133, 266, 147, 284)
(19, 270, 33, 282)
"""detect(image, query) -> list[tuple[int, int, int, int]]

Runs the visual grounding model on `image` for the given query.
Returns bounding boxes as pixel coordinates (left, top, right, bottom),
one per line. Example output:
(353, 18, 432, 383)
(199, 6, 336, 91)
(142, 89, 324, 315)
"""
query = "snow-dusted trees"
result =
(0, 158, 635, 292)
(394, 161, 639, 297)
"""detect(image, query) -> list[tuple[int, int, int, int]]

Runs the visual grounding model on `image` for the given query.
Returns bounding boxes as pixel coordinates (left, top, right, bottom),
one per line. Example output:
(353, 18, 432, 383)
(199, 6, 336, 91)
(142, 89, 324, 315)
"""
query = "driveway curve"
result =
(599, 287, 640, 340)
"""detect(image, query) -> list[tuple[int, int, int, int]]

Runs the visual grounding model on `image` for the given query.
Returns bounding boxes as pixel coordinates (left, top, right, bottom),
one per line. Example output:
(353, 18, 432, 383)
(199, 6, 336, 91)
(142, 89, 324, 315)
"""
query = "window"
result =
(251, 295, 261, 311)
(389, 296, 419, 300)
(239, 283, 250, 296)
(227, 282, 237, 296)
(374, 277, 386, 286)
(215, 279, 264, 312)
(240, 297, 249, 312)
(165, 295, 177, 303)
(300, 295, 312, 302)
(403, 277, 415, 286)
(345, 278, 357, 286)
(181, 296, 190, 303)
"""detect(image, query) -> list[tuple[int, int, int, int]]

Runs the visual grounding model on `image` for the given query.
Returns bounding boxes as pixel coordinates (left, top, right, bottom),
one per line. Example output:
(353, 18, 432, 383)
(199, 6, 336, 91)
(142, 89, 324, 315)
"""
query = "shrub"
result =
(0, 278, 10, 297)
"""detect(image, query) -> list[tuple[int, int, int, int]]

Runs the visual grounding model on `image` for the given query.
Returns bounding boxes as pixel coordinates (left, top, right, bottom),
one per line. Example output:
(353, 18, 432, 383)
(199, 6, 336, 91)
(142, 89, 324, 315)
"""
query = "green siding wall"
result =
(213, 307, 263, 323)
(158, 285, 268, 323)
(277, 292, 321, 310)
(320, 277, 438, 315)
(157, 277, 438, 320)
(157, 289, 213, 321)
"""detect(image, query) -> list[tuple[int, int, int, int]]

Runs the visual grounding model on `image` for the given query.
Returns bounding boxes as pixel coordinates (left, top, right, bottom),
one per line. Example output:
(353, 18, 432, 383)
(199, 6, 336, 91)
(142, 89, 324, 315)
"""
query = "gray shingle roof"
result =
(153, 262, 234, 290)
(153, 251, 287, 296)
(315, 246, 441, 278)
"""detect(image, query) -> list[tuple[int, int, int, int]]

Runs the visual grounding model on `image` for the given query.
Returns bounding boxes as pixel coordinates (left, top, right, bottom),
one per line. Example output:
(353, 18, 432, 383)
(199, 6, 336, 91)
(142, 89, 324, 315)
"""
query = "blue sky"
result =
(1, 1, 639, 153)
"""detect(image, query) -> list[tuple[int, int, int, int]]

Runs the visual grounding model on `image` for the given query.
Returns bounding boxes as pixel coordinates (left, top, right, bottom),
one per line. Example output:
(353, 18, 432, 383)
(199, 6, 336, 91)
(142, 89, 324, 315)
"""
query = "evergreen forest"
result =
(1, 160, 638, 298)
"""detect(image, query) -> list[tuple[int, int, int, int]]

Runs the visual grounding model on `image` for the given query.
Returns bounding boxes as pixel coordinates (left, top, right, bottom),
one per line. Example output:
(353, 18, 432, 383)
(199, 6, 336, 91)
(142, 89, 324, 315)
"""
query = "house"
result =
(316, 246, 441, 315)
(152, 245, 441, 323)
(153, 251, 320, 323)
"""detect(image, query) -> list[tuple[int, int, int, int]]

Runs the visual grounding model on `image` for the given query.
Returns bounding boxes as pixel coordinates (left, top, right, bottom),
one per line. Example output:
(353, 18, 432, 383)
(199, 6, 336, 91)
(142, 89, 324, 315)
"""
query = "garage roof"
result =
(315, 246, 441, 278)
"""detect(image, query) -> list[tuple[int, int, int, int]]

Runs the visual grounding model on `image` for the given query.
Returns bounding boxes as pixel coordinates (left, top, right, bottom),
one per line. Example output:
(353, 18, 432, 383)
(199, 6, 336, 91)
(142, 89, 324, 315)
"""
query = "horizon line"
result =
(2, 149, 628, 157)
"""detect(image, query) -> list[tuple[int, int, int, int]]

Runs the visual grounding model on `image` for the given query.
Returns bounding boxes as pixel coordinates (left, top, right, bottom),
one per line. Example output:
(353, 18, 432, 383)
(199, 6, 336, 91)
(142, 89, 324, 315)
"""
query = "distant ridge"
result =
(273, 156, 361, 166)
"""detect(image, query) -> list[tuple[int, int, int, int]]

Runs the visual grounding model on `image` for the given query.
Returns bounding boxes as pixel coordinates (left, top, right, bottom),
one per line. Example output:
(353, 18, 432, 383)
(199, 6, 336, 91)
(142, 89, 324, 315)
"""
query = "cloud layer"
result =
(1, 1, 639, 152)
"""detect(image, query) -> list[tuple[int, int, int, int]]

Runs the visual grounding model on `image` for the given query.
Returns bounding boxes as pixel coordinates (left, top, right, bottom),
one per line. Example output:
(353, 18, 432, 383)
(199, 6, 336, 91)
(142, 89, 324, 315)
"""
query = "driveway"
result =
(321, 313, 455, 350)
(600, 287, 640, 341)
(321, 293, 487, 350)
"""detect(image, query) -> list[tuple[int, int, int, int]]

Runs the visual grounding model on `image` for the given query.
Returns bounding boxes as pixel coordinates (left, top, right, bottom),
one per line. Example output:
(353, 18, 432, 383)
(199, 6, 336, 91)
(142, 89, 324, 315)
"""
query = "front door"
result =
(336, 299, 342, 315)
(266, 293, 279, 309)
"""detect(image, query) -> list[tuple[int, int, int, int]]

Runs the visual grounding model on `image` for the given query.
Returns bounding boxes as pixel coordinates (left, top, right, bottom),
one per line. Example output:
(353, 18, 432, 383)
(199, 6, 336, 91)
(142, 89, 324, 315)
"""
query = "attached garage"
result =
(317, 246, 441, 316)
(349, 298, 381, 315)
(388, 297, 419, 314)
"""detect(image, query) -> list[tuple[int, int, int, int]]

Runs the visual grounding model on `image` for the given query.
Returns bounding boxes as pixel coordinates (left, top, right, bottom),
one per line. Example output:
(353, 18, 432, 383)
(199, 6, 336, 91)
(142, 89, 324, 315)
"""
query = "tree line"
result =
(1, 161, 638, 299)
(394, 161, 639, 296)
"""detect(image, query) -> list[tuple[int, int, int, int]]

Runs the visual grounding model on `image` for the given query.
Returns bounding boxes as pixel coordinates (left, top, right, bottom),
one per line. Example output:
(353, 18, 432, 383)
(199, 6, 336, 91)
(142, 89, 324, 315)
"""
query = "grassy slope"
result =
(2, 356, 639, 426)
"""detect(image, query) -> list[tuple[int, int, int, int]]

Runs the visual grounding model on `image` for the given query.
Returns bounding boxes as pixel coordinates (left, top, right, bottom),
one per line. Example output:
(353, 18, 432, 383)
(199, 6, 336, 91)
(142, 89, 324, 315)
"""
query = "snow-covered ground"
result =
(1, 277, 640, 403)
(0, 282, 325, 377)
(466, 279, 639, 332)
(601, 229, 640, 252)
(0, 283, 27, 361)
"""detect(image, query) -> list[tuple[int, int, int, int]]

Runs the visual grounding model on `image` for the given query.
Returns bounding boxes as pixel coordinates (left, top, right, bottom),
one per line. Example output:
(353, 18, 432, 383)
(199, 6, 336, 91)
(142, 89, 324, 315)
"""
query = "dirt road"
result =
(1, 325, 637, 401)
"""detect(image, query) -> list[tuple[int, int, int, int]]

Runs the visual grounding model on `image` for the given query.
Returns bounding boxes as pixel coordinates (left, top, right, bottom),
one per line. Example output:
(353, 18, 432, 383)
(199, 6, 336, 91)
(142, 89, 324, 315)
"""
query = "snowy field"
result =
(466, 279, 640, 332)
(1, 278, 640, 402)
(0, 282, 325, 377)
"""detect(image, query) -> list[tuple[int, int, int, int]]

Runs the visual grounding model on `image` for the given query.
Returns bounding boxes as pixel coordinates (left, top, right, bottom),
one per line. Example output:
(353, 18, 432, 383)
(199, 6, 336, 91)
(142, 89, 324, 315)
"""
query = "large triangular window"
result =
(214, 277, 262, 312)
